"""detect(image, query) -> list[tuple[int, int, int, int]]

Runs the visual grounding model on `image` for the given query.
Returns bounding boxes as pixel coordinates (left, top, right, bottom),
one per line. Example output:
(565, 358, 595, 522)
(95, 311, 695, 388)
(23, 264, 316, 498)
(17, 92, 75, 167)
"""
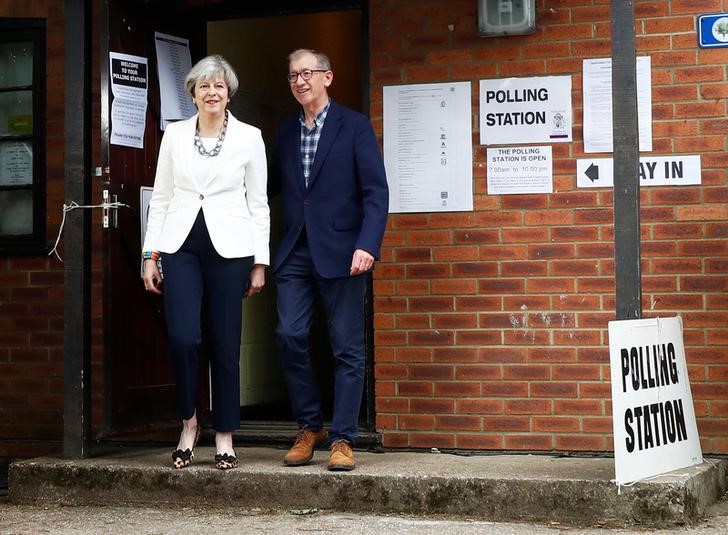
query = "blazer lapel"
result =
(307, 102, 342, 190)
(285, 117, 307, 195)
(180, 115, 198, 189)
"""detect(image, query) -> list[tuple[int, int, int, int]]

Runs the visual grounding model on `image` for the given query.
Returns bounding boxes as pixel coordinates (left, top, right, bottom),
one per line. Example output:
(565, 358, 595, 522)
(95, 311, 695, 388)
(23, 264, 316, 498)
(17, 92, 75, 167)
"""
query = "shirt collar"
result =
(299, 99, 331, 129)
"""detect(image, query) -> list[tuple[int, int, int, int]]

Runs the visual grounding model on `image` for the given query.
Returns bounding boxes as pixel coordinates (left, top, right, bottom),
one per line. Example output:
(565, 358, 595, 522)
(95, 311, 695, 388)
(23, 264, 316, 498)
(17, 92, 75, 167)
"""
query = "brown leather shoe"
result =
(284, 428, 328, 466)
(328, 439, 355, 471)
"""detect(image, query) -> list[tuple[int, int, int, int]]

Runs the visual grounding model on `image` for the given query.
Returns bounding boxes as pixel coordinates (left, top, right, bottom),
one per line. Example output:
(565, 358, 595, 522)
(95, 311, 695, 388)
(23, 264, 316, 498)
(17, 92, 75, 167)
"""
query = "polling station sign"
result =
(608, 317, 702, 488)
(479, 75, 572, 146)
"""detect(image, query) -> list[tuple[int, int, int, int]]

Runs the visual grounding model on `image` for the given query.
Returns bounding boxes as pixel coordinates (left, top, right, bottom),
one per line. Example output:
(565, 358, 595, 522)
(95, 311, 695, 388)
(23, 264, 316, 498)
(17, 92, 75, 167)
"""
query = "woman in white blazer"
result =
(142, 55, 270, 470)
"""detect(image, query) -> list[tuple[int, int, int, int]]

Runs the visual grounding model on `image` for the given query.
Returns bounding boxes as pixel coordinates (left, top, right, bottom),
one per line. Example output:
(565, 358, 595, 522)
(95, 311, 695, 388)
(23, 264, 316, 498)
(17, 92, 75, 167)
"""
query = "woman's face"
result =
(193, 75, 229, 116)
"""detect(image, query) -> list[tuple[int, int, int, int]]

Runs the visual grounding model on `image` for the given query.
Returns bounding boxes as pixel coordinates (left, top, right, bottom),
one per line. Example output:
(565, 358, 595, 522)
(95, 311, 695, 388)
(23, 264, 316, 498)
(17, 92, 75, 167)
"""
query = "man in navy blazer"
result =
(273, 49, 388, 471)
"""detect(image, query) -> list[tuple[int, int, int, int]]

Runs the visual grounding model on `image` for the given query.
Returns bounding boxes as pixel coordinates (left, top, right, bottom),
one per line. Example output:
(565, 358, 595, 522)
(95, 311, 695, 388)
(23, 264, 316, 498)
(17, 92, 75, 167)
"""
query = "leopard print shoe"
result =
(172, 426, 200, 469)
(214, 451, 239, 470)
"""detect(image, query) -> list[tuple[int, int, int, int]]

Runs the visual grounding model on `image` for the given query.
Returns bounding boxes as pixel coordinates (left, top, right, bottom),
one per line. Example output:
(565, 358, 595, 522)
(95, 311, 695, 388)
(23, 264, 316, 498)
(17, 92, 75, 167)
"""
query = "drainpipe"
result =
(63, 0, 92, 457)
(611, 0, 642, 320)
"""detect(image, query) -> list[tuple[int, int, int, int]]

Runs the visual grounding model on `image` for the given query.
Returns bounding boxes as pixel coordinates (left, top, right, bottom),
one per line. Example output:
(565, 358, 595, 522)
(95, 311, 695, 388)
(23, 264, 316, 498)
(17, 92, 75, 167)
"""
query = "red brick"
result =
(432, 313, 477, 329)
(433, 347, 478, 362)
(533, 417, 580, 433)
(505, 399, 552, 415)
(399, 415, 434, 430)
(395, 347, 432, 362)
(409, 297, 454, 312)
(456, 434, 504, 450)
(376, 397, 410, 414)
(397, 381, 434, 397)
(457, 399, 504, 415)
(530, 382, 578, 398)
(394, 315, 430, 329)
(554, 435, 609, 452)
(504, 434, 553, 451)
(435, 415, 481, 431)
(434, 381, 481, 397)
(409, 365, 453, 380)
(409, 433, 455, 449)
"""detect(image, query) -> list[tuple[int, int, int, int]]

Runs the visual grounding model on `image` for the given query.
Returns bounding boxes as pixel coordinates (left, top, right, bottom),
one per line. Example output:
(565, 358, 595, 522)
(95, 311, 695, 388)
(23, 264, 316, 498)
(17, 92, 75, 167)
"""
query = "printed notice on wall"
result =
(384, 81, 473, 213)
(479, 75, 572, 146)
(0, 141, 32, 186)
(155, 32, 196, 130)
(608, 317, 703, 488)
(583, 56, 653, 153)
(109, 52, 148, 149)
(486, 146, 552, 195)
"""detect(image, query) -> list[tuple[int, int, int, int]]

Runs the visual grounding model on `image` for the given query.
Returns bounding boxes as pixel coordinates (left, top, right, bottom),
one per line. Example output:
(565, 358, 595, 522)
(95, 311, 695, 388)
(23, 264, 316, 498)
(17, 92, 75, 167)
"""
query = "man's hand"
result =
(350, 249, 375, 276)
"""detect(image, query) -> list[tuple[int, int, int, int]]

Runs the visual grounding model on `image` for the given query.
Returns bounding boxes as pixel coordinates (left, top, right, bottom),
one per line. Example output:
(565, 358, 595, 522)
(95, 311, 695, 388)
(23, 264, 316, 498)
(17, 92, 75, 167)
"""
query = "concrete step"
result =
(8, 447, 727, 528)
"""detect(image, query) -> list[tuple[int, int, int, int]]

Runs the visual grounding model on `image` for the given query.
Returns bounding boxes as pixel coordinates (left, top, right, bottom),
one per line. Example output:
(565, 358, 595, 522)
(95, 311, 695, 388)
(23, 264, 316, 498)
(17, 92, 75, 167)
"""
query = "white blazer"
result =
(142, 112, 270, 265)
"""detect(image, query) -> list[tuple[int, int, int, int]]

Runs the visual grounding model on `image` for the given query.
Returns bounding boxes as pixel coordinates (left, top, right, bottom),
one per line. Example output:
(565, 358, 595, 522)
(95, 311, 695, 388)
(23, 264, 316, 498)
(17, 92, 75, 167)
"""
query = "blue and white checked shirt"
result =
(299, 100, 330, 188)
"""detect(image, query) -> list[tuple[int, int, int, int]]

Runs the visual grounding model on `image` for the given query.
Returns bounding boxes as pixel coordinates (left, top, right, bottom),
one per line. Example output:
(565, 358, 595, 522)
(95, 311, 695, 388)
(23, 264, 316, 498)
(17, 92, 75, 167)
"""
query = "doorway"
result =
(102, 1, 376, 445)
(207, 10, 366, 428)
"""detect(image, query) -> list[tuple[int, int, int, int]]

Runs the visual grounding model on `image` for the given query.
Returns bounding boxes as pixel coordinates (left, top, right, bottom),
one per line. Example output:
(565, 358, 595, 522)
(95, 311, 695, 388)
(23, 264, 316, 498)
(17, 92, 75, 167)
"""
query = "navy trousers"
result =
(162, 211, 253, 432)
(275, 237, 367, 444)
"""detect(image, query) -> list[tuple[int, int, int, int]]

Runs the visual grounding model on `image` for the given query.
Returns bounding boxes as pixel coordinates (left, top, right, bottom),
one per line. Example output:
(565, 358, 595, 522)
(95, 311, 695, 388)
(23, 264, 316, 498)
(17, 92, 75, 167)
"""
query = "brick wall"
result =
(369, 0, 728, 453)
(0, 1, 66, 458)
(0, 1, 104, 459)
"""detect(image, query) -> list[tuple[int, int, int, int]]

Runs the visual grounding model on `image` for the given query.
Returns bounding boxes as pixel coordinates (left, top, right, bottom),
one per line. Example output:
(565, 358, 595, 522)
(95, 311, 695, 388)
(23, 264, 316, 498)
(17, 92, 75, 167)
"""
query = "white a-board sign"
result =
(608, 317, 702, 487)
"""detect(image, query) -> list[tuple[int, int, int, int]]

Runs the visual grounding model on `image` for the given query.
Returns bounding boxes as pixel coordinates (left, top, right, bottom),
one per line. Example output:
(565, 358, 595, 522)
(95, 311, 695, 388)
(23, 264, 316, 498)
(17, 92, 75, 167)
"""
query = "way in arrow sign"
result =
(585, 163, 599, 182)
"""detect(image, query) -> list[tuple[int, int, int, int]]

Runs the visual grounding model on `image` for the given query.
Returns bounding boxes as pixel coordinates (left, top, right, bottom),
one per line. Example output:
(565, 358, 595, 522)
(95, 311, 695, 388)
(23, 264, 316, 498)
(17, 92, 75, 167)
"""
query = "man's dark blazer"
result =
(272, 100, 389, 279)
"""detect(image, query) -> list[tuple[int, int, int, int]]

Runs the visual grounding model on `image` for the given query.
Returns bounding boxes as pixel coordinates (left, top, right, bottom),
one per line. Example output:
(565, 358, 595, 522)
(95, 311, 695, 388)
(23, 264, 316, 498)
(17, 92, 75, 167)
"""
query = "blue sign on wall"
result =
(698, 13, 728, 48)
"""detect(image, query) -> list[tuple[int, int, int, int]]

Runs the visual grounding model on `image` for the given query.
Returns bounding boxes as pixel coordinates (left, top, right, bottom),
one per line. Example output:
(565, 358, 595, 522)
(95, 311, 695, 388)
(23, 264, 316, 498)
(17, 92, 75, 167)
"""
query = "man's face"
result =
(288, 52, 332, 109)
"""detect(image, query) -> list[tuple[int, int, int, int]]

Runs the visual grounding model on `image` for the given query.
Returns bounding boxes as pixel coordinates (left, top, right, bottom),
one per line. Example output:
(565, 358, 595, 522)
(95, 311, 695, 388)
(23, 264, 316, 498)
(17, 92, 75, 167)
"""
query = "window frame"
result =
(0, 19, 47, 255)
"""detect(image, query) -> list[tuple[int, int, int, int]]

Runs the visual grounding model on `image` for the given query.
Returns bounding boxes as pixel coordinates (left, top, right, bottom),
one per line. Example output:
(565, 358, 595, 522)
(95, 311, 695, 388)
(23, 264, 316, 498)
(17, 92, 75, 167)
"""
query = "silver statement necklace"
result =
(194, 110, 228, 157)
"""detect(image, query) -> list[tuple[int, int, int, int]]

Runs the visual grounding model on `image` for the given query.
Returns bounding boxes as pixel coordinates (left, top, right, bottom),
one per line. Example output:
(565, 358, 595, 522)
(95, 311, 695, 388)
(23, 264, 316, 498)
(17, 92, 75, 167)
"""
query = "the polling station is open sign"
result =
(608, 317, 702, 487)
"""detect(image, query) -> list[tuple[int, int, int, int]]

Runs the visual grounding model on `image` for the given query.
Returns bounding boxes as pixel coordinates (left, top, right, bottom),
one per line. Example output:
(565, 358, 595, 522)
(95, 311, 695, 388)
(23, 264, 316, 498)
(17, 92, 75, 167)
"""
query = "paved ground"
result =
(2, 497, 728, 535)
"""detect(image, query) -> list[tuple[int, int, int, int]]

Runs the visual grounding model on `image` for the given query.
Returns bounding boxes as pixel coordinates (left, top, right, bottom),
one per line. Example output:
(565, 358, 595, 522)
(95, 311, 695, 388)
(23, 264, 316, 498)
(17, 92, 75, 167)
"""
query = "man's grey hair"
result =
(288, 48, 332, 71)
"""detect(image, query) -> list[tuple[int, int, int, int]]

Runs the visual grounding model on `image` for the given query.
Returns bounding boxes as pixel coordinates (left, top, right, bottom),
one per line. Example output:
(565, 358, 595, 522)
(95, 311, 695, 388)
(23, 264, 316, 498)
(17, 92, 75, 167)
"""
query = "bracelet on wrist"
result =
(143, 251, 160, 261)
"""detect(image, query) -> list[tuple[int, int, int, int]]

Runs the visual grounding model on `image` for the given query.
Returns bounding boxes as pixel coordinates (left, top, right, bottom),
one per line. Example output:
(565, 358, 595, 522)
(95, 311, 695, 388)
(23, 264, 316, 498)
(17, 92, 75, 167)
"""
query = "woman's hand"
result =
(143, 259, 163, 295)
(245, 264, 266, 297)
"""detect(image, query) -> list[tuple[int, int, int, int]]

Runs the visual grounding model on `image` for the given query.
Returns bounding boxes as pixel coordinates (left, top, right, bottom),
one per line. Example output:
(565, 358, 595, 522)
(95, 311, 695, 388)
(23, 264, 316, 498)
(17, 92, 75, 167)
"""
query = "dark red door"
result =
(101, 0, 204, 438)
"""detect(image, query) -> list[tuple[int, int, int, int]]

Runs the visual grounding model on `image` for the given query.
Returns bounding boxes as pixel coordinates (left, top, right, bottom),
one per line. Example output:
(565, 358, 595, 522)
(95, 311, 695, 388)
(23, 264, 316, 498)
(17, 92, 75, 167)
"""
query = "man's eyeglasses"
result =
(287, 69, 328, 83)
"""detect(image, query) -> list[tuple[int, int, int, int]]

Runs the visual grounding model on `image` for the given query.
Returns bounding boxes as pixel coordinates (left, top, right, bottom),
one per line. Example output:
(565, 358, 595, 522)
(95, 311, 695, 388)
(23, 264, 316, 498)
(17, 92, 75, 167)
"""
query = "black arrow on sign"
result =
(585, 163, 599, 182)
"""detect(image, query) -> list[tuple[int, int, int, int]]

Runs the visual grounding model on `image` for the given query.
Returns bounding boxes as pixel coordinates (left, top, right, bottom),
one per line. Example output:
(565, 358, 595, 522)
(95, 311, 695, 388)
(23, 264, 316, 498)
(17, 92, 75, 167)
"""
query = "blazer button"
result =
(199, 194, 204, 200)
(304, 199, 309, 205)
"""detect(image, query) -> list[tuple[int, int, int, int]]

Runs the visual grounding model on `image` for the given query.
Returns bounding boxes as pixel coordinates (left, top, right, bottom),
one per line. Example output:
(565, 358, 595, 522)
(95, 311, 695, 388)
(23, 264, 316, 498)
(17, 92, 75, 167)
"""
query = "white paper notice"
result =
(0, 141, 32, 186)
(109, 52, 148, 149)
(384, 82, 473, 213)
(487, 146, 552, 195)
(583, 56, 653, 153)
(154, 32, 196, 130)
(479, 75, 572, 146)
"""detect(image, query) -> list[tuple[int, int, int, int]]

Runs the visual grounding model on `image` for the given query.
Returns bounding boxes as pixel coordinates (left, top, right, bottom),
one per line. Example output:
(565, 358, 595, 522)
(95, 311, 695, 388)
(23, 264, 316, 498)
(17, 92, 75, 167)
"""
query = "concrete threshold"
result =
(8, 447, 727, 528)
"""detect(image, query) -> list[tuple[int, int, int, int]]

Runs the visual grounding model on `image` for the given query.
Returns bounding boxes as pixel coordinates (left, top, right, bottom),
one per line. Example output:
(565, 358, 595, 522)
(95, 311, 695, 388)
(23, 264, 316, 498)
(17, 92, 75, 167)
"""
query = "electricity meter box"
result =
(478, 0, 536, 37)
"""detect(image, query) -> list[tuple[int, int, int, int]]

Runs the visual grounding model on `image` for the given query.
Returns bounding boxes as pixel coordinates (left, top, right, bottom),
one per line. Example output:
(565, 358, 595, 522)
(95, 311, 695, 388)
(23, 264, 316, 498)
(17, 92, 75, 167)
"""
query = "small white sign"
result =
(0, 141, 32, 186)
(608, 317, 702, 487)
(577, 155, 701, 188)
(487, 145, 552, 195)
(479, 75, 572, 145)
